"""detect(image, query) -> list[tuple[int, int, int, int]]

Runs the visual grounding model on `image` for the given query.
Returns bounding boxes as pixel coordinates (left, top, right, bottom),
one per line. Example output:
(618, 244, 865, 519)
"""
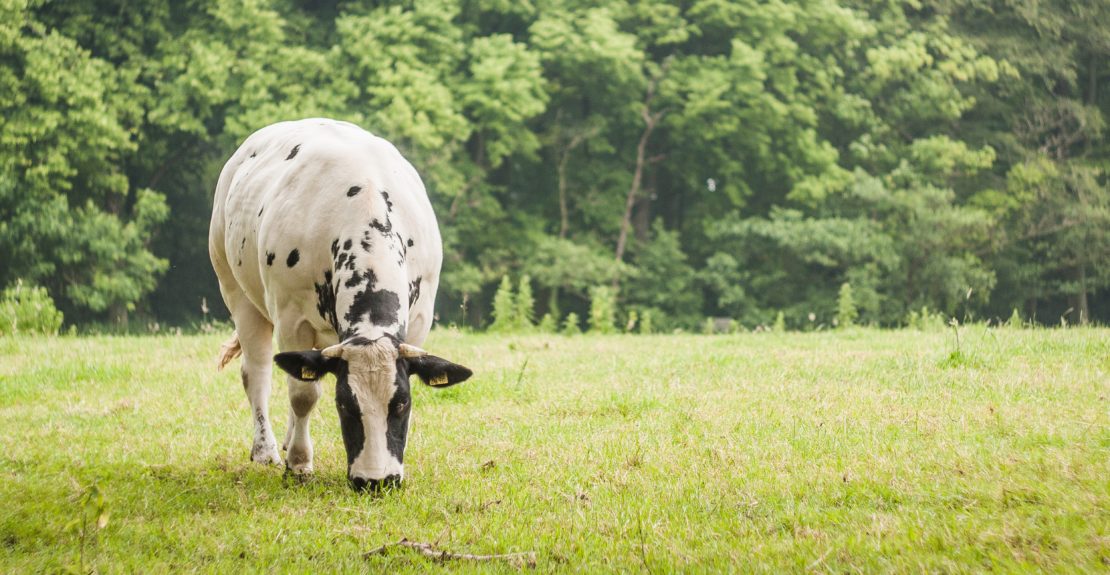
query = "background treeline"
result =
(1, 0, 1108, 332)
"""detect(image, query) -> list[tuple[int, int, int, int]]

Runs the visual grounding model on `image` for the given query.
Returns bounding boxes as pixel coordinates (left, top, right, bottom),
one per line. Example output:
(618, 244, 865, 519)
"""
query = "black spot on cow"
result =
(286, 249, 300, 268)
(407, 238, 414, 247)
(343, 238, 353, 251)
(380, 190, 393, 212)
(266, 252, 275, 266)
(336, 251, 349, 271)
(369, 215, 392, 235)
(343, 269, 401, 329)
(258, 206, 264, 217)
(250, 151, 257, 158)
(285, 144, 301, 160)
(240, 237, 246, 250)
(315, 269, 338, 333)
(345, 269, 367, 289)
(345, 336, 374, 347)
(237, 259, 242, 266)
(330, 238, 340, 258)
(385, 377, 411, 463)
(333, 363, 366, 468)
(408, 277, 421, 308)
(347, 186, 361, 197)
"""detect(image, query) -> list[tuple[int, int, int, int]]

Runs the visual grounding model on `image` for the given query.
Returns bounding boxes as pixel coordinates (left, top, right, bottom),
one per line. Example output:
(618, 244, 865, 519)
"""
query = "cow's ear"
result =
(407, 355, 472, 388)
(274, 350, 339, 382)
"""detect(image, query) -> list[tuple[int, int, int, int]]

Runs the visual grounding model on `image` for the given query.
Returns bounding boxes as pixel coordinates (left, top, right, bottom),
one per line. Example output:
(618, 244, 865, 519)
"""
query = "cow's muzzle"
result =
(349, 474, 402, 493)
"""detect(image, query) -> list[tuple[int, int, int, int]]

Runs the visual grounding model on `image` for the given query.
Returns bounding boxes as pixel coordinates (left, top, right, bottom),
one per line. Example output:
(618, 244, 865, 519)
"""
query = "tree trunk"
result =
(554, 119, 599, 240)
(614, 118, 655, 268)
(614, 61, 671, 288)
(632, 168, 656, 243)
(557, 152, 570, 239)
(109, 302, 128, 328)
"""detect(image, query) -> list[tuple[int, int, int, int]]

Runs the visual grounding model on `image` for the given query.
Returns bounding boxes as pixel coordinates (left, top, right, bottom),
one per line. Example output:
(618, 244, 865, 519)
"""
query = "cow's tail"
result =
(216, 331, 242, 371)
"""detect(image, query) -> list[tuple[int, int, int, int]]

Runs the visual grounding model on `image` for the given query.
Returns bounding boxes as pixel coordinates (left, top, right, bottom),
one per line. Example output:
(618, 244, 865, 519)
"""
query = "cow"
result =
(209, 118, 472, 492)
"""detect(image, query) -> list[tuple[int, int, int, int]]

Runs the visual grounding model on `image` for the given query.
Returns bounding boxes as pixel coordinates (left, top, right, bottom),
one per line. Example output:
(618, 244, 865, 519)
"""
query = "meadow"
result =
(1, 327, 1107, 573)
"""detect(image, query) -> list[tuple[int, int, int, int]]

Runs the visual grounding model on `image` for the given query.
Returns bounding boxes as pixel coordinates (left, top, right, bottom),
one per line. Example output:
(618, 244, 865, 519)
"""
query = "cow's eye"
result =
(394, 401, 408, 414)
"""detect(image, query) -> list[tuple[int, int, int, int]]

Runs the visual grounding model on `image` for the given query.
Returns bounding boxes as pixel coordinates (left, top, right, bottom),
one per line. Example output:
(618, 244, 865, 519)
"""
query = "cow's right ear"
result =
(274, 350, 340, 382)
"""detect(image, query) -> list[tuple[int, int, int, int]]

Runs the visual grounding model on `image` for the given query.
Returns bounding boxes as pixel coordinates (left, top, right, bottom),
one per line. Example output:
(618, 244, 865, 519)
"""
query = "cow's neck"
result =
(331, 241, 408, 343)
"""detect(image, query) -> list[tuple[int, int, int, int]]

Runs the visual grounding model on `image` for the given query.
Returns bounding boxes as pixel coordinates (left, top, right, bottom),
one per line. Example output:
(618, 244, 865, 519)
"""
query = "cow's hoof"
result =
(250, 443, 283, 466)
(284, 462, 314, 478)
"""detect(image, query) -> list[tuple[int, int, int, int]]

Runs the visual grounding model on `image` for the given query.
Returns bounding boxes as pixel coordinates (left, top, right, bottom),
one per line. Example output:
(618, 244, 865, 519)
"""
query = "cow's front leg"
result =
(236, 305, 282, 466)
(284, 377, 321, 475)
(280, 322, 320, 476)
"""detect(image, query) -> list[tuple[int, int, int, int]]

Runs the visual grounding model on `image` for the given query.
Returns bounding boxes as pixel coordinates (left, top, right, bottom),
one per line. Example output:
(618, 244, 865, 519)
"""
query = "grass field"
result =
(1, 327, 1108, 573)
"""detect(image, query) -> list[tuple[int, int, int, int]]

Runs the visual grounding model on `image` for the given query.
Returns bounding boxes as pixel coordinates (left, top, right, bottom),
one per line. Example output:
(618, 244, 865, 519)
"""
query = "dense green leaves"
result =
(2, 0, 1107, 327)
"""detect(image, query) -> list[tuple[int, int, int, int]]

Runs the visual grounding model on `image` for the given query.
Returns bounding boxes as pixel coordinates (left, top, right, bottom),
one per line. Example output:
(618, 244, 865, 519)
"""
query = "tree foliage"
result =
(3, 0, 1108, 328)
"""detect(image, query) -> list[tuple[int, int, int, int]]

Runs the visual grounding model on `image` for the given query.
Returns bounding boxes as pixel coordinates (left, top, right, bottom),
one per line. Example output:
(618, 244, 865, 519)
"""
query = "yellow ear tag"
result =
(430, 374, 449, 386)
(301, 367, 317, 380)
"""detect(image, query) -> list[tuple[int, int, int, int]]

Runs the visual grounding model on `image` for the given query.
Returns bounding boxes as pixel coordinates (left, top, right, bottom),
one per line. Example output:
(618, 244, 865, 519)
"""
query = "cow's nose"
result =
(349, 474, 402, 493)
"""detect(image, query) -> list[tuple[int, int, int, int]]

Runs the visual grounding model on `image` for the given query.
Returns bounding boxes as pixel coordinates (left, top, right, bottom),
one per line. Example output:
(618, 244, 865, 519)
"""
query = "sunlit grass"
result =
(1, 327, 1108, 572)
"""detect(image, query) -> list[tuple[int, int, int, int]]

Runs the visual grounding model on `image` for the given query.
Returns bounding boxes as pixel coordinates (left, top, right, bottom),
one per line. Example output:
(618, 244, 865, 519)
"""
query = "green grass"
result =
(1, 327, 1108, 573)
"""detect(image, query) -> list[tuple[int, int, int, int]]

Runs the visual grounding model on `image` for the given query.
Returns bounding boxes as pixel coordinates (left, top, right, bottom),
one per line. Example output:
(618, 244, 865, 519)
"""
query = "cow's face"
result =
(274, 337, 472, 492)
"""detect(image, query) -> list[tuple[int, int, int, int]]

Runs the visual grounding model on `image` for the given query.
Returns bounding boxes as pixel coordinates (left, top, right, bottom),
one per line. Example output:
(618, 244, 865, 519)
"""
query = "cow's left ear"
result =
(407, 355, 473, 387)
(274, 350, 340, 382)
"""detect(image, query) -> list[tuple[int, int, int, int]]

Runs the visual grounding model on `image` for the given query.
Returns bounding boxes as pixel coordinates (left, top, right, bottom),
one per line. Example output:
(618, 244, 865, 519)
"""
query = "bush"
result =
(772, 311, 786, 333)
(1, 280, 64, 336)
(537, 313, 558, 333)
(515, 275, 535, 330)
(489, 275, 516, 332)
(562, 312, 582, 335)
(624, 309, 638, 333)
(906, 306, 948, 331)
(837, 282, 858, 328)
(588, 286, 617, 334)
(639, 309, 654, 334)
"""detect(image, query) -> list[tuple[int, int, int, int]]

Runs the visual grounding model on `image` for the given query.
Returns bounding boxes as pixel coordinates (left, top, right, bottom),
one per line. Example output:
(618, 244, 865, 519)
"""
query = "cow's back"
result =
(209, 118, 442, 346)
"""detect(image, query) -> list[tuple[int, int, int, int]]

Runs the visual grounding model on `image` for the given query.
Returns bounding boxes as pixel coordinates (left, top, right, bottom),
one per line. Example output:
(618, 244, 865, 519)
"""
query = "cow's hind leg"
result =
(235, 303, 282, 466)
(279, 321, 320, 476)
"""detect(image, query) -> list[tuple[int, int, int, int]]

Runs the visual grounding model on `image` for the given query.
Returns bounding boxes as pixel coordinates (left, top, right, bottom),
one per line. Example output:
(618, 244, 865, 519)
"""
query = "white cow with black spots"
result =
(209, 118, 472, 491)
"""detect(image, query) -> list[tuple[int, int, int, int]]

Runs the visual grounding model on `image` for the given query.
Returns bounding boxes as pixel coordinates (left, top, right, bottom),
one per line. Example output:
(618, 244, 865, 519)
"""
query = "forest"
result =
(2, 0, 1108, 330)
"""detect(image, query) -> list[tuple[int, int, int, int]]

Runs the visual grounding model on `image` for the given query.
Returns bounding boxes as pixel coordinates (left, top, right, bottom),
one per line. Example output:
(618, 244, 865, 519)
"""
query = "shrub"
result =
(489, 275, 516, 332)
(537, 313, 558, 333)
(562, 312, 582, 335)
(624, 309, 638, 333)
(906, 306, 948, 331)
(772, 311, 786, 333)
(515, 275, 535, 330)
(837, 282, 858, 328)
(639, 309, 654, 334)
(1, 280, 64, 336)
(588, 286, 617, 334)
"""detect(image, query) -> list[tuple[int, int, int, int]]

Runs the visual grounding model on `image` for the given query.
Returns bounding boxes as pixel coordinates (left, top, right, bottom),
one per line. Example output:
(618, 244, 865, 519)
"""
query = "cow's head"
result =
(273, 336, 471, 492)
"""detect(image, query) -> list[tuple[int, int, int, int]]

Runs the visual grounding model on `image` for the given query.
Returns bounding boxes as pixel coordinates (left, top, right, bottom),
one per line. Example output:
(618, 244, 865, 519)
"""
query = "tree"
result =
(0, 1, 167, 323)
